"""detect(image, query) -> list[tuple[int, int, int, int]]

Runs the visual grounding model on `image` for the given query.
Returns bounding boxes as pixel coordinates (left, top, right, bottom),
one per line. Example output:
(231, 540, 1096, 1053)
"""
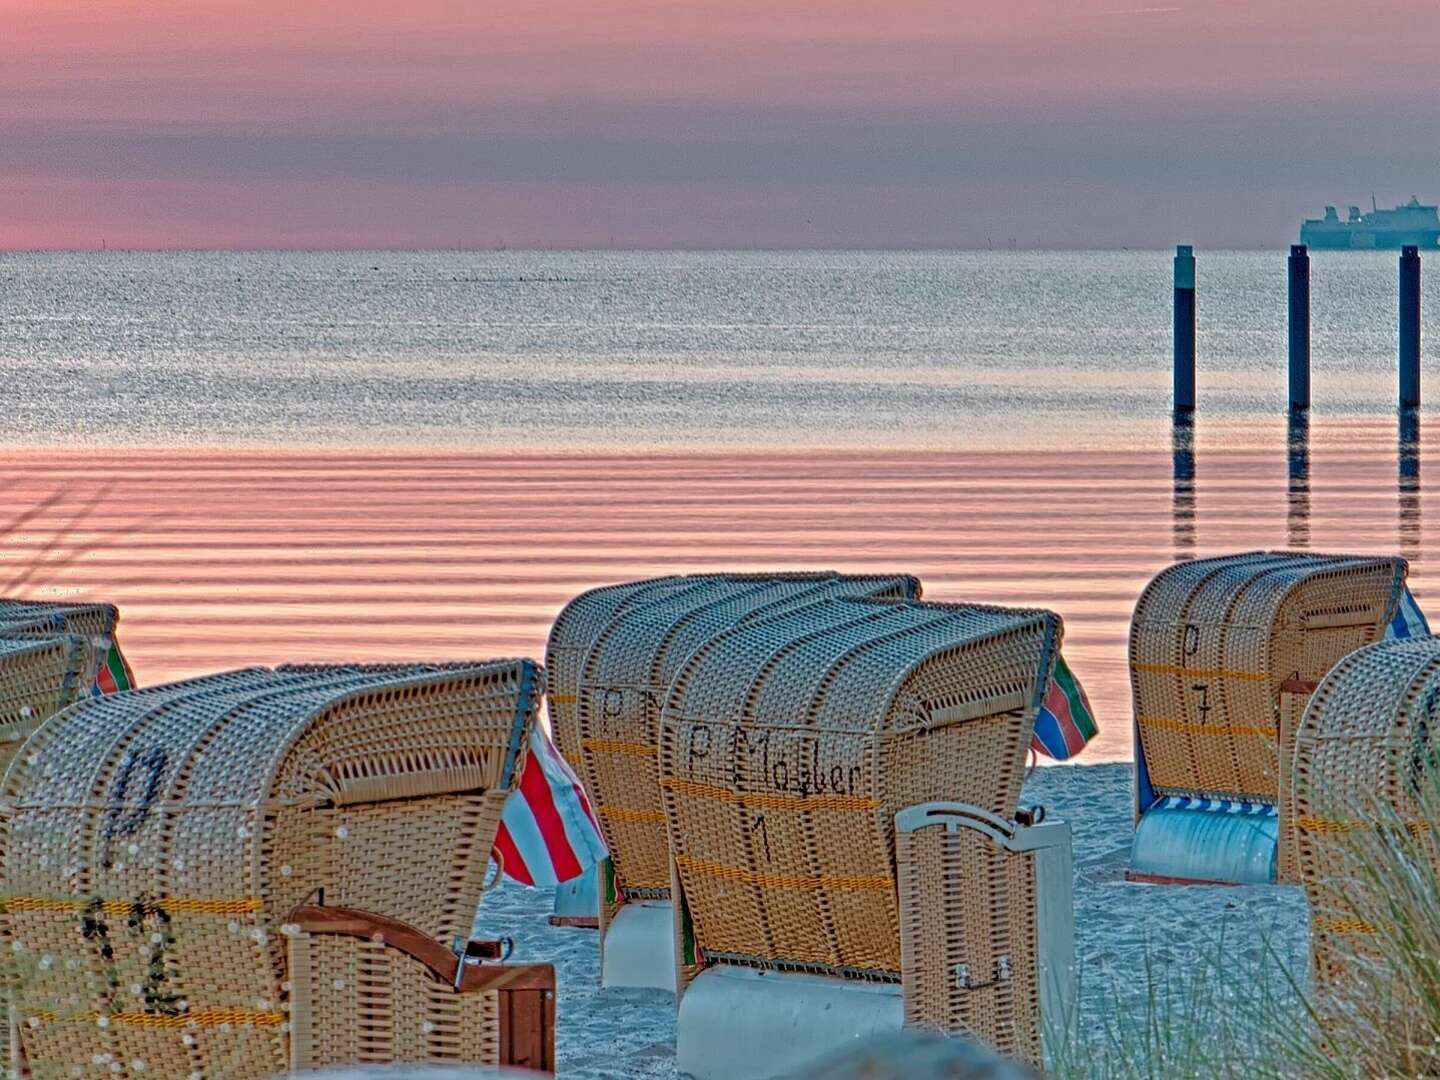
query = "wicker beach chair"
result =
(1127, 551, 1407, 885)
(0, 660, 554, 1078)
(1291, 636, 1440, 1024)
(546, 571, 919, 988)
(0, 602, 133, 1073)
(0, 635, 88, 776)
(659, 596, 1073, 1075)
(0, 599, 132, 696)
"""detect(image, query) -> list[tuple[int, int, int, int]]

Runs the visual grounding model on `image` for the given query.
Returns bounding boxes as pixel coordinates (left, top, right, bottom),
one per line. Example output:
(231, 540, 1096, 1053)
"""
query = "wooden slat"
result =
(500, 985, 556, 1072)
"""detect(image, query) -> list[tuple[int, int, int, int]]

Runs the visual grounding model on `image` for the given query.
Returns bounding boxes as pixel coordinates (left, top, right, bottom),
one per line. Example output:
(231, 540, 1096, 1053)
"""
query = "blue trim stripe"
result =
(1388, 587, 1431, 641)
(500, 660, 536, 790)
(1158, 795, 1276, 817)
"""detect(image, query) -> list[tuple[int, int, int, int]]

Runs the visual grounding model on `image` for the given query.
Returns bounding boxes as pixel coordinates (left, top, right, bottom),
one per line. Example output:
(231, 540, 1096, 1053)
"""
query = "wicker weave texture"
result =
(0, 600, 118, 649)
(0, 636, 85, 777)
(0, 599, 122, 697)
(288, 934, 502, 1069)
(1130, 551, 1403, 803)
(659, 596, 1058, 981)
(0, 660, 538, 1080)
(567, 573, 919, 899)
(546, 577, 692, 761)
(1291, 636, 1440, 1005)
(896, 819, 1040, 1065)
(1275, 687, 1310, 885)
(0, 602, 125, 1079)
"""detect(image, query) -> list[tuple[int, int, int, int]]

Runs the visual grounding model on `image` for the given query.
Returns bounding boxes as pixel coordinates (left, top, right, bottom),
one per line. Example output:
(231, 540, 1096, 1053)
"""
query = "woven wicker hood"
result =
(1293, 635, 1440, 1002)
(0, 599, 127, 773)
(1130, 550, 1405, 803)
(547, 572, 919, 899)
(0, 660, 538, 1080)
(659, 595, 1059, 976)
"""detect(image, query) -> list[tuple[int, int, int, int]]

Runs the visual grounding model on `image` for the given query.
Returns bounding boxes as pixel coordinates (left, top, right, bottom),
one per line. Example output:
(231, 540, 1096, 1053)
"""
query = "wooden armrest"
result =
(1280, 678, 1319, 695)
(288, 904, 553, 993)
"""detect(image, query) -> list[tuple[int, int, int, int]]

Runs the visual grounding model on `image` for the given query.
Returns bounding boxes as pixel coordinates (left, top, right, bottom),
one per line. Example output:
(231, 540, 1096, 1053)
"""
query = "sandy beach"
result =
(476, 762, 1310, 1077)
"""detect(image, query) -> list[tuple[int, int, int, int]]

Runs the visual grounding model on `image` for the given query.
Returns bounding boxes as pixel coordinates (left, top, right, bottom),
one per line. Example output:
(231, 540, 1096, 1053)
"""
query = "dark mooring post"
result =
(1400, 245, 1422, 409)
(1174, 245, 1197, 412)
(1288, 244, 1311, 411)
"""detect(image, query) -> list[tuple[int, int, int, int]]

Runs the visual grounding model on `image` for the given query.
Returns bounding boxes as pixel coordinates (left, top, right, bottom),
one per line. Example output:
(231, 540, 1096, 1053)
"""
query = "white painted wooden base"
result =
(600, 900, 677, 992)
(675, 965, 903, 1080)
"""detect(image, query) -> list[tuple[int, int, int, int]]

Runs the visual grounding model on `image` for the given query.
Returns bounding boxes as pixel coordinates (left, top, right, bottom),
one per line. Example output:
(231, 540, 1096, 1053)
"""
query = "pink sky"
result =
(4, 0, 1438, 248)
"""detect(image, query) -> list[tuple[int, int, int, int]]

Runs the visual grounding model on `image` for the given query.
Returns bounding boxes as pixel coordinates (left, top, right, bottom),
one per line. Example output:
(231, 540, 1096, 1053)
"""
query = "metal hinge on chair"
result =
(451, 936, 515, 989)
(954, 954, 1010, 991)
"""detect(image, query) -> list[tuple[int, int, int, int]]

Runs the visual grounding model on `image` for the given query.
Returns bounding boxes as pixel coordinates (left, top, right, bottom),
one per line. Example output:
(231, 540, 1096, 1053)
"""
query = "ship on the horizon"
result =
(1300, 196, 1440, 249)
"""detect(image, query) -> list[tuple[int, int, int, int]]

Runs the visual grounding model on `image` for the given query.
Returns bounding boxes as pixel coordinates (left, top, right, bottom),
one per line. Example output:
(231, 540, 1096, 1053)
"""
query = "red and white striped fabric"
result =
(493, 723, 608, 887)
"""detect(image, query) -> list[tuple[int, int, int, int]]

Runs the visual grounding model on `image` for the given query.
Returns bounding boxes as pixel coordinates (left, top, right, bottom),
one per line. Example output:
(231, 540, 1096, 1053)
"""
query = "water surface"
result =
(2, 251, 1435, 761)
(3, 249, 1437, 449)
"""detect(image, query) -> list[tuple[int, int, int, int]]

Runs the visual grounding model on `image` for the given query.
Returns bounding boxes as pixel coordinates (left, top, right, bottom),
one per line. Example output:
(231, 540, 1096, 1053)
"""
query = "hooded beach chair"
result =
(546, 571, 919, 990)
(0, 635, 88, 776)
(659, 595, 1074, 1076)
(0, 598, 134, 697)
(1127, 551, 1416, 886)
(0, 601, 134, 1070)
(1291, 635, 1440, 1027)
(0, 660, 554, 1078)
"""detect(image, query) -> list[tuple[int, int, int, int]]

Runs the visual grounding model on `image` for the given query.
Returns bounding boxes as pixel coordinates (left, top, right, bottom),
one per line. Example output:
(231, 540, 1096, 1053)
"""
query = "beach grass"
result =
(1052, 768, 1440, 1080)
(1048, 929, 1303, 1079)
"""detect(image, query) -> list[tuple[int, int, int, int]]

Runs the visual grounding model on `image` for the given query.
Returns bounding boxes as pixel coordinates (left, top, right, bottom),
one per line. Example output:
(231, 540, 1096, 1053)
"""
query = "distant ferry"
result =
(1300, 196, 1440, 249)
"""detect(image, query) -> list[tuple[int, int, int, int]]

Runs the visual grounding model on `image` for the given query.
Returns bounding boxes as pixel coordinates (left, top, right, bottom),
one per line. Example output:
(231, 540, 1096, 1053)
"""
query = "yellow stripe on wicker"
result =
(29, 1010, 285, 1028)
(1296, 817, 1431, 835)
(598, 805, 667, 823)
(662, 777, 879, 812)
(581, 738, 652, 756)
(676, 854, 892, 892)
(1137, 716, 1277, 738)
(549, 694, 577, 704)
(619, 877, 672, 891)
(1313, 917, 1376, 935)
(1132, 663, 1270, 682)
(2, 897, 264, 916)
(118, 1009, 286, 1027)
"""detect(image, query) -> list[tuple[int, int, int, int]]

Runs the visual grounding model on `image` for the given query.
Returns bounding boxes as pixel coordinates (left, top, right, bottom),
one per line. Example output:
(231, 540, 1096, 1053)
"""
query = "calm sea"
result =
(2, 250, 1436, 758)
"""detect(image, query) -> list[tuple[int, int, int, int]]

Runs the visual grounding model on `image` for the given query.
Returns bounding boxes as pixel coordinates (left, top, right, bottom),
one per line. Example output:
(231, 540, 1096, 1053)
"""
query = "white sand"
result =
(473, 763, 1310, 1078)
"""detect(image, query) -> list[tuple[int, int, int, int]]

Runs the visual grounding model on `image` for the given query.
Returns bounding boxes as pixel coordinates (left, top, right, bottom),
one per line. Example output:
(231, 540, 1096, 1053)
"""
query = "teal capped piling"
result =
(1173, 245, 1196, 413)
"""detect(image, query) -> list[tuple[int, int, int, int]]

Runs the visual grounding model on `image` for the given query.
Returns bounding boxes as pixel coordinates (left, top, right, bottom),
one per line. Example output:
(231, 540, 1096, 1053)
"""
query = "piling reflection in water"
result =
(1400, 408, 1421, 563)
(0, 426, 1431, 767)
(1172, 413, 1196, 560)
(1287, 411, 1311, 550)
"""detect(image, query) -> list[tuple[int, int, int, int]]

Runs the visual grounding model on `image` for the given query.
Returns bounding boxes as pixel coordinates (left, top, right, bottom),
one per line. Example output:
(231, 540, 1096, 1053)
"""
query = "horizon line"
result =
(0, 243, 1304, 255)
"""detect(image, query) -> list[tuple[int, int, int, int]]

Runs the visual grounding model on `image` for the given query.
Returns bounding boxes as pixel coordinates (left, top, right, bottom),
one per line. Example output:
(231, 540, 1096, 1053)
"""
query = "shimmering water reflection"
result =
(3, 415, 1432, 762)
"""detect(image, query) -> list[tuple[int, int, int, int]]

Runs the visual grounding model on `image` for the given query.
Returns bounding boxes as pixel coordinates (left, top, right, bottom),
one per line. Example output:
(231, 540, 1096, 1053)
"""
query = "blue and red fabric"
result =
(493, 723, 608, 888)
(1030, 655, 1099, 761)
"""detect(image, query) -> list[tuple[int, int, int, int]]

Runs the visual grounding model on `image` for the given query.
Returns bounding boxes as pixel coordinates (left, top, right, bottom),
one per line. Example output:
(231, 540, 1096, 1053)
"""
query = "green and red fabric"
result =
(91, 637, 136, 696)
(1030, 654, 1098, 760)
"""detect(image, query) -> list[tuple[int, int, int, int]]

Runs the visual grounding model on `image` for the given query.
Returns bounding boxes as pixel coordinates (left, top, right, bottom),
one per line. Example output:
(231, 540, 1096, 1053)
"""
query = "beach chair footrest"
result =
(287, 904, 555, 1074)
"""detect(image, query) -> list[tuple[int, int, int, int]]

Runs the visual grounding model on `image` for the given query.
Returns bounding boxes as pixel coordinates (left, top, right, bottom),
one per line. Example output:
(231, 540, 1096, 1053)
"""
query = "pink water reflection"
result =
(2, 427, 1430, 762)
